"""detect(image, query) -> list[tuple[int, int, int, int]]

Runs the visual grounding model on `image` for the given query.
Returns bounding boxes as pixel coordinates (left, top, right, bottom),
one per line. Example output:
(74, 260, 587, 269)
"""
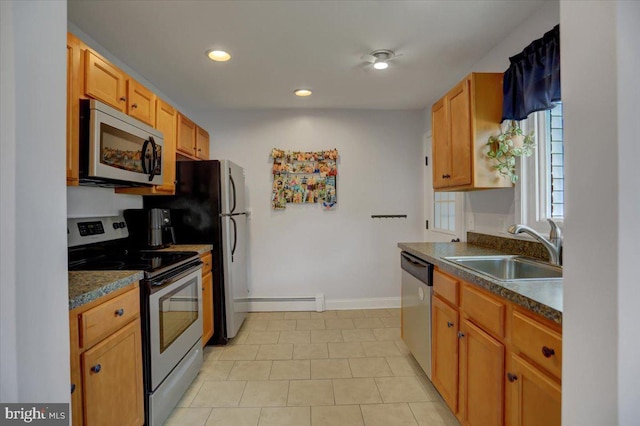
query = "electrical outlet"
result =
(466, 214, 475, 231)
(498, 218, 507, 233)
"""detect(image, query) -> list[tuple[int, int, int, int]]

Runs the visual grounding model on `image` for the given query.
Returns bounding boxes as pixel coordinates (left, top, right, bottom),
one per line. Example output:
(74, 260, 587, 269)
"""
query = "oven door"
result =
(148, 267, 202, 390)
(88, 99, 164, 186)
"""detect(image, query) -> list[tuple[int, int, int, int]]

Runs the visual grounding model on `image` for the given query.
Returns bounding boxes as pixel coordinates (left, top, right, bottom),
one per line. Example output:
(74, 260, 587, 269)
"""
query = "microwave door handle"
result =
(148, 136, 157, 182)
(141, 138, 150, 175)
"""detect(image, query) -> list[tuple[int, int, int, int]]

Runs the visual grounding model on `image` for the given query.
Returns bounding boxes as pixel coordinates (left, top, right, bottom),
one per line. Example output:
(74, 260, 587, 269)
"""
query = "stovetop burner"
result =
(68, 250, 199, 277)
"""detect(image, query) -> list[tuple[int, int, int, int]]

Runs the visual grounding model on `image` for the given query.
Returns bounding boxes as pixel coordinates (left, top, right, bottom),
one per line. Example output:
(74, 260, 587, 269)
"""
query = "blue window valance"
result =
(502, 25, 561, 122)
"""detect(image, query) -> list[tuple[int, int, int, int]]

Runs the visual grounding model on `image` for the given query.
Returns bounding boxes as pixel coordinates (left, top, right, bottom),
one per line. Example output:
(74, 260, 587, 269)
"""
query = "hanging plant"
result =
(486, 120, 535, 183)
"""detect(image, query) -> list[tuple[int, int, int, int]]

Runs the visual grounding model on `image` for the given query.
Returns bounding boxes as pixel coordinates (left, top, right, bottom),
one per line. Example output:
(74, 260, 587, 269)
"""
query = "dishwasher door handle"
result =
(401, 253, 428, 268)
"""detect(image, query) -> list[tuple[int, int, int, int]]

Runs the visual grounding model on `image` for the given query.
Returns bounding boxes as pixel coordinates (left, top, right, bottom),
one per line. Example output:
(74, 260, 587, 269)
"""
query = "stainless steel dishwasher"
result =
(401, 251, 434, 378)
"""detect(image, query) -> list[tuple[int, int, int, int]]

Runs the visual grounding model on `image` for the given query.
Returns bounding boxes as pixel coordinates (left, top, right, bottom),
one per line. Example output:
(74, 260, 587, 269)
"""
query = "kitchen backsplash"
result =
(67, 186, 142, 218)
(467, 231, 551, 262)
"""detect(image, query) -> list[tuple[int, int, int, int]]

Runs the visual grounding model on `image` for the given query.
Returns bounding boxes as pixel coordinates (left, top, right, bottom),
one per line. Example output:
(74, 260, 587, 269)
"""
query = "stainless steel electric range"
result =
(68, 215, 204, 426)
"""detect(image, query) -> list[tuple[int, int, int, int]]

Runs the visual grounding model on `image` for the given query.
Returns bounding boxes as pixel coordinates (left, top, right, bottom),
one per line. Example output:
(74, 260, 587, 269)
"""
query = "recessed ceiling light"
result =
(294, 89, 312, 97)
(373, 61, 389, 70)
(206, 50, 231, 62)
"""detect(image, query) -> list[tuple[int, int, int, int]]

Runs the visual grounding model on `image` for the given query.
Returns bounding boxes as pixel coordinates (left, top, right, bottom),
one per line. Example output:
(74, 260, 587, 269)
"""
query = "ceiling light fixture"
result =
(206, 50, 231, 62)
(373, 61, 389, 70)
(294, 89, 312, 97)
(362, 49, 402, 71)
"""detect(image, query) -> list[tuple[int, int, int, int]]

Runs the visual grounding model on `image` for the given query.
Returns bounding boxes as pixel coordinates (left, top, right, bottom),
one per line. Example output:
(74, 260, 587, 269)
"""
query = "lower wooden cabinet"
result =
(82, 319, 144, 426)
(200, 252, 214, 346)
(506, 353, 561, 426)
(429, 267, 562, 426)
(459, 319, 505, 426)
(431, 294, 459, 412)
(202, 271, 214, 345)
(69, 284, 144, 426)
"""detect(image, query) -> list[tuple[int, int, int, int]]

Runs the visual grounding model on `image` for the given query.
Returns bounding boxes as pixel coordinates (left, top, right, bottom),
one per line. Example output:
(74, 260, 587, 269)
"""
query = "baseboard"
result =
(246, 296, 400, 312)
(325, 297, 400, 310)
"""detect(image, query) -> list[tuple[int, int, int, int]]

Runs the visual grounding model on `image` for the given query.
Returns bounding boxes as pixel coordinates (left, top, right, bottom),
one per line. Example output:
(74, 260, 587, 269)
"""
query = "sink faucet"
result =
(508, 219, 562, 265)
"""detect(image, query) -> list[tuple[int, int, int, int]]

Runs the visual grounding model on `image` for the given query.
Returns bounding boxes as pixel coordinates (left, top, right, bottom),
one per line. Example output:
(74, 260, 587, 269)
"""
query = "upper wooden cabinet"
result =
(84, 50, 127, 112)
(431, 72, 511, 191)
(196, 126, 210, 160)
(66, 34, 81, 186)
(177, 113, 197, 158)
(127, 79, 156, 127)
(68, 32, 212, 188)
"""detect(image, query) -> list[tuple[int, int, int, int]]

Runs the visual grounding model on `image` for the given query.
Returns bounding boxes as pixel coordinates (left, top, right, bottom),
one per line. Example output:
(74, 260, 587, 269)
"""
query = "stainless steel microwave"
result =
(79, 99, 164, 187)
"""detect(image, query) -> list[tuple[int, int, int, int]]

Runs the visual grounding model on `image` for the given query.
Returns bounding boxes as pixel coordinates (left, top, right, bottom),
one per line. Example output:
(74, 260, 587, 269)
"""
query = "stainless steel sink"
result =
(443, 255, 562, 281)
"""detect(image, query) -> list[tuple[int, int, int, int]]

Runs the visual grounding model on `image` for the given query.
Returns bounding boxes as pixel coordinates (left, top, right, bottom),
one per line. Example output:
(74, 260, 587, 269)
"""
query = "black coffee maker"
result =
(124, 208, 176, 249)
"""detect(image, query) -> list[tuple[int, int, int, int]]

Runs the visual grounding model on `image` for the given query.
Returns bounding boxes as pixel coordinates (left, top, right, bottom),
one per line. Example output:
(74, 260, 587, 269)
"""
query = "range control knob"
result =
(112, 222, 120, 229)
(119, 221, 126, 229)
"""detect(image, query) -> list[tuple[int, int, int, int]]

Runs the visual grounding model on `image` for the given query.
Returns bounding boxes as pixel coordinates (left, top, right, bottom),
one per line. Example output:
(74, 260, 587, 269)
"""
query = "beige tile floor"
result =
(164, 309, 459, 426)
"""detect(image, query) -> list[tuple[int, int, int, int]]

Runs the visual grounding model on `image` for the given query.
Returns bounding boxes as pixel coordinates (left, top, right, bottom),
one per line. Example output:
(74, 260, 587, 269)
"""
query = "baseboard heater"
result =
(246, 294, 325, 312)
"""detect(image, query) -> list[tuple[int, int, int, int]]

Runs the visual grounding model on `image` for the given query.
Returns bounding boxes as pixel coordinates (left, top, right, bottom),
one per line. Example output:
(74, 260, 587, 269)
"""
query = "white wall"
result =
(0, 0, 69, 403)
(561, 1, 640, 424)
(207, 109, 424, 308)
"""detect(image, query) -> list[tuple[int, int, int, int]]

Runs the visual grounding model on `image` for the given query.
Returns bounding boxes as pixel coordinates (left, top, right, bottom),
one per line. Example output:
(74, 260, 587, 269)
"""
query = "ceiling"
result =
(68, 0, 545, 112)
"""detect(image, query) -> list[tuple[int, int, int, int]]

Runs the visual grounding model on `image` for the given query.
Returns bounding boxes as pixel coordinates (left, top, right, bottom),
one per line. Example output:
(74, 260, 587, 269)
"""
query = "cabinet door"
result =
(506, 353, 561, 426)
(84, 50, 127, 111)
(66, 36, 80, 185)
(82, 319, 144, 426)
(127, 79, 156, 126)
(196, 126, 210, 160)
(431, 295, 459, 413)
(448, 78, 473, 187)
(177, 113, 197, 157)
(459, 319, 505, 426)
(155, 99, 177, 192)
(202, 271, 214, 346)
(432, 97, 450, 189)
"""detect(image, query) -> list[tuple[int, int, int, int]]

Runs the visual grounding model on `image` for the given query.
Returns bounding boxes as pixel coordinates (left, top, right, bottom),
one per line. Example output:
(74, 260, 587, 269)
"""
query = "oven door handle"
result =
(148, 261, 203, 289)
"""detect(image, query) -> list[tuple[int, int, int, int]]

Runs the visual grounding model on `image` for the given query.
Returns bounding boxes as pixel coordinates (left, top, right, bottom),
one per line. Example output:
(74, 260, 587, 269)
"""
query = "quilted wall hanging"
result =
(270, 148, 338, 210)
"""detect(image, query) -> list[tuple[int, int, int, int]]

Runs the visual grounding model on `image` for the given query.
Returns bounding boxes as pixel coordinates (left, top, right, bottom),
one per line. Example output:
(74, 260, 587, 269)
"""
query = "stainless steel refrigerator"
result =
(145, 159, 248, 344)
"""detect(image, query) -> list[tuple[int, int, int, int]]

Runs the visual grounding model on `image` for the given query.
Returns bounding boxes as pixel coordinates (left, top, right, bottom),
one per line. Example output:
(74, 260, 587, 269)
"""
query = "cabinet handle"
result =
(447, 321, 454, 328)
(71, 383, 76, 394)
(115, 308, 124, 317)
(91, 364, 102, 374)
(507, 372, 518, 382)
(457, 331, 465, 339)
(119, 96, 126, 102)
(198, 148, 202, 152)
(542, 346, 556, 358)
(131, 103, 138, 109)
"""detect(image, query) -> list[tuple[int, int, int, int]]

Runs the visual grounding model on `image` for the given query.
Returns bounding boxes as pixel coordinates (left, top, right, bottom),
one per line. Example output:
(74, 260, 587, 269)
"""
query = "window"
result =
(434, 192, 456, 233)
(518, 102, 564, 230)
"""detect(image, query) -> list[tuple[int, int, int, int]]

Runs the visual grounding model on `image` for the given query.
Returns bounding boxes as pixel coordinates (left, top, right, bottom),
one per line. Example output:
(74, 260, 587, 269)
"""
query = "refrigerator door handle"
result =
(229, 171, 237, 214)
(230, 216, 237, 262)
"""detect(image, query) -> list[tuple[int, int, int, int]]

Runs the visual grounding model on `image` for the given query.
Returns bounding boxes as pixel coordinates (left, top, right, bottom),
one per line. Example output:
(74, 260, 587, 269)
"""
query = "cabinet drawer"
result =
(200, 252, 213, 275)
(433, 269, 459, 306)
(511, 310, 562, 379)
(80, 288, 140, 349)
(462, 284, 505, 338)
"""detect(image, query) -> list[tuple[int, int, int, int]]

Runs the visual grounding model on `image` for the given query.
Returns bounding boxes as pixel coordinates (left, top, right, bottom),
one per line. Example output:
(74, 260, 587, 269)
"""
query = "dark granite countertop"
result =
(159, 244, 213, 255)
(398, 242, 562, 324)
(68, 271, 144, 311)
